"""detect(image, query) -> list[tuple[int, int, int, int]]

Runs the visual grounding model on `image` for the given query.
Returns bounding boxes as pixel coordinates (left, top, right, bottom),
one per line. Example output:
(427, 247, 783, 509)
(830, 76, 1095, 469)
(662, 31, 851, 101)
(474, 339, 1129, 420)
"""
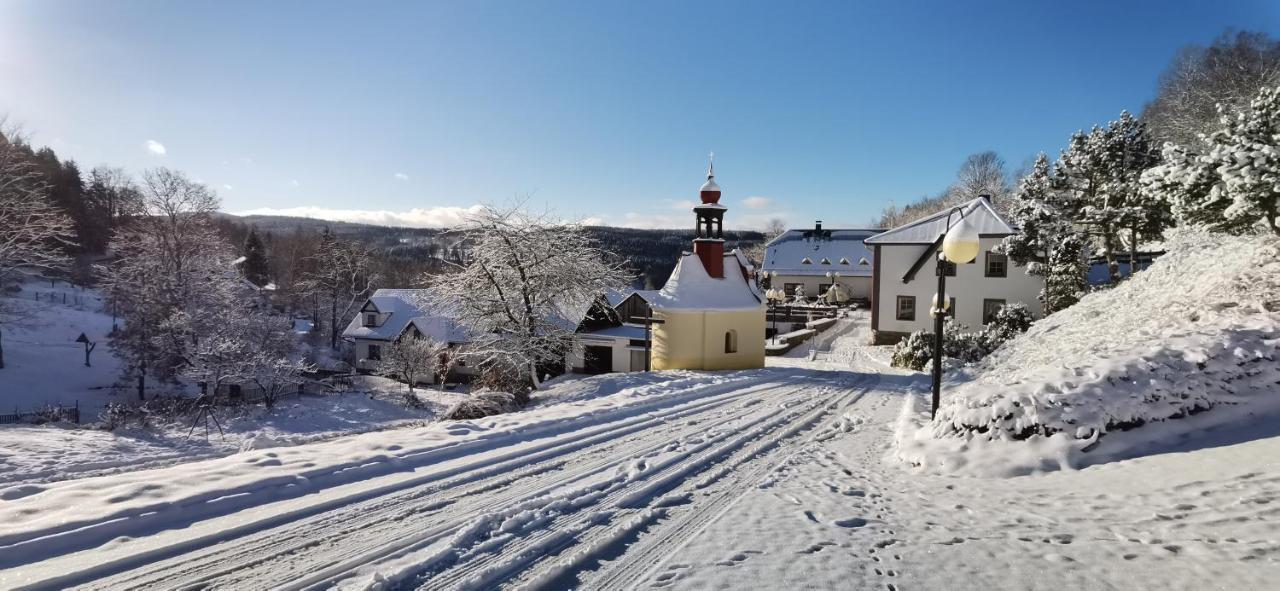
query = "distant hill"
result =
(220, 214, 764, 289)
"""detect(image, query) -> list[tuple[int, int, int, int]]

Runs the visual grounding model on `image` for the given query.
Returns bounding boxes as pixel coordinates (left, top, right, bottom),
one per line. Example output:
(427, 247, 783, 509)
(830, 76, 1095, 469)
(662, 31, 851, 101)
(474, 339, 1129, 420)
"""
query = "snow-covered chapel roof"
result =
(864, 196, 1016, 245)
(651, 251, 764, 312)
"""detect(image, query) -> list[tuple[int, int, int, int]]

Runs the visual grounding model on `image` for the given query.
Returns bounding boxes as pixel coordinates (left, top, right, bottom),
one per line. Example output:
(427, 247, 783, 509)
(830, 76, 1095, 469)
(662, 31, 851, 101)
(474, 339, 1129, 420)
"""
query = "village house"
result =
(343, 288, 651, 382)
(864, 196, 1044, 345)
(761, 221, 881, 304)
(649, 162, 766, 371)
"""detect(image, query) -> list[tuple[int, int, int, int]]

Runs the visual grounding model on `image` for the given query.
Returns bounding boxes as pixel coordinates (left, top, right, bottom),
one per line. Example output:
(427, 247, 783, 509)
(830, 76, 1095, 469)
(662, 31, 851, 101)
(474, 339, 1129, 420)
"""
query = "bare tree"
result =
(419, 203, 632, 392)
(301, 229, 378, 349)
(877, 151, 1010, 228)
(742, 217, 788, 265)
(379, 334, 451, 403)
(0, 122, 77, 369)
(1144, 31, 1280, 148)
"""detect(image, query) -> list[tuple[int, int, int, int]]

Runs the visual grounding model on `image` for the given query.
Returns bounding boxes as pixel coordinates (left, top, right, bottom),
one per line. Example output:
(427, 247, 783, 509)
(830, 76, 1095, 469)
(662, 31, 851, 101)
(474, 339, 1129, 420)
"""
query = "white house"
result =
(864, 196, 1044, 345)
(761, 222, 880, 303)
(341, 289, 475, 382)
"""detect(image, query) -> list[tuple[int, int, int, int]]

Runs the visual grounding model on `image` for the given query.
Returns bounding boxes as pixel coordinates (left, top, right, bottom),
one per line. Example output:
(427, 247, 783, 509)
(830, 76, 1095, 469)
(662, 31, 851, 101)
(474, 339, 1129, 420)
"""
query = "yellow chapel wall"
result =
(651, 307, 765, 371)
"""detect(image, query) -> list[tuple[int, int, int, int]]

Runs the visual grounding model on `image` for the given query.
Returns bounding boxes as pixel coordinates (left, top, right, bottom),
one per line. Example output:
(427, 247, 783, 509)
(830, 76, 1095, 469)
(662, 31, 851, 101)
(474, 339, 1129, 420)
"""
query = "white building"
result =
(342, 289, 475, 381)
(761, 222, 880, 303)
(864, 196, 1044, 344)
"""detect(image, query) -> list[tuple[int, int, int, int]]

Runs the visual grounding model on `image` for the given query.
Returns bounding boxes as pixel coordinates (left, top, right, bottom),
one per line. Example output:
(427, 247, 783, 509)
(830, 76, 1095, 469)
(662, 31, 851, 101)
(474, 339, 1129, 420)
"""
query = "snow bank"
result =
(901, 230, 1280, 475)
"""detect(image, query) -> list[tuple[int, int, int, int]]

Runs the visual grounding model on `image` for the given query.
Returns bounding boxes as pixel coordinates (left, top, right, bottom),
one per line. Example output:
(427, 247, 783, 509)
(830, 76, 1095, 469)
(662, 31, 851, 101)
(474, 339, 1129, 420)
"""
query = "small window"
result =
(940, 261, 957, 276)
(985, 252, 1008, 278)
(784, 283, 802, 296)
(820, 257, 831, 265)
(801, 257, 813, 265)
(367, 344, 382, 361)
(818, 283, 832, 295)
(948, 297, 956, 319)
(896, 296, 916, 321)
(982, 299, 1006, 325)
(724, 330, 738, 354)
(628, 339, 648, 347)
(838, 258, 851, 265)
(364, 313, 378, 327)
(858, 257, 870, 266)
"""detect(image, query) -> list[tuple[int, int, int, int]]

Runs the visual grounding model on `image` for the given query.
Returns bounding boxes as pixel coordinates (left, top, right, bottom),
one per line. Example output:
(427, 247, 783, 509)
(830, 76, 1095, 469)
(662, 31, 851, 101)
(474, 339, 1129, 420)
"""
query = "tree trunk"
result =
(1129, 228, 1139, 279)
(137, 361, 146, 402)
(329, 297, 338, 350)
(528, 362, 541, 390)
(1102, 225, 1120, 284)
(0, 328, 5, 370)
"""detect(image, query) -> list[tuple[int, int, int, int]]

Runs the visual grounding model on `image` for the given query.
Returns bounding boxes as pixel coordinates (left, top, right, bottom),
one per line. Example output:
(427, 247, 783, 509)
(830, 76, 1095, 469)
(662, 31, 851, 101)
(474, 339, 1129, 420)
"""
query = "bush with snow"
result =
(890, 308, 1032, 371)
(442, 390, 520, 421)
(924, 229, 1279, 446)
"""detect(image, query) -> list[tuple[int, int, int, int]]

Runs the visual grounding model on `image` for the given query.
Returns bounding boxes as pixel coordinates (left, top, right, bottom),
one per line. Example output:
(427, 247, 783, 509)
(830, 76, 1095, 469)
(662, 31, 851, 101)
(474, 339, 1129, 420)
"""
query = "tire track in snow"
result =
(70, 379, 804, 591)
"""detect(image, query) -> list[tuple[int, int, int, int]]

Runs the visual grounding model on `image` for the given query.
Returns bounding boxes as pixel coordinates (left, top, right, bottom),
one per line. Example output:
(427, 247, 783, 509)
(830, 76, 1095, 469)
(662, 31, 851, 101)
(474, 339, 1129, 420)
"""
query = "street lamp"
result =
(765, 286, 785, 342)
(930, 206, 980, 419)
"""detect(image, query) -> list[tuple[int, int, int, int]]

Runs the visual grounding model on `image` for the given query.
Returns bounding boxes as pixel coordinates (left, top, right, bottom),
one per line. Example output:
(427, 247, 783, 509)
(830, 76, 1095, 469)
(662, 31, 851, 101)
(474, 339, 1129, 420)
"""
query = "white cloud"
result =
(393, 172, 409, 181)
(290, 179, 300, 188)
(145, 140, 166, 156)
(742, 196, 772, 209)
(232, 205, 487, 228)
(222, 184, 234, 191)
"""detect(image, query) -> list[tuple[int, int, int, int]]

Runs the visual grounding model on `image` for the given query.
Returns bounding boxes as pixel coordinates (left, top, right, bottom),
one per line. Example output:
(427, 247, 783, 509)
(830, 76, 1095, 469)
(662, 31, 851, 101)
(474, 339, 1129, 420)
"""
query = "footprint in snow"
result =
(833, 517, 868, 528)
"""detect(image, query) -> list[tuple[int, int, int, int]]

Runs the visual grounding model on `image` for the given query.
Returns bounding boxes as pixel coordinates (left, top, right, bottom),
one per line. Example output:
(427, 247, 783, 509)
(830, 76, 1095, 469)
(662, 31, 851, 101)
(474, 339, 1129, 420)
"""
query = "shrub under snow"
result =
(927, 229, 1280, 443)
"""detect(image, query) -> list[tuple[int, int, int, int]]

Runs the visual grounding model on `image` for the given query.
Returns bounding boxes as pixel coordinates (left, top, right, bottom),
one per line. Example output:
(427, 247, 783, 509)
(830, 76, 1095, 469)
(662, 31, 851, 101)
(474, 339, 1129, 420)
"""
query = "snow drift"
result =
(899, 230, 1279, 474)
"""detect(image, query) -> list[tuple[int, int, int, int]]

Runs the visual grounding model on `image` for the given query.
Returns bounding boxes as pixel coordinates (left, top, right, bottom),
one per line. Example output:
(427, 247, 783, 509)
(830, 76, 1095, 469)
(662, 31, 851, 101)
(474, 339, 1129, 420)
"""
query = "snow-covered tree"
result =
(241, 228, 271, 288)
(0, 126, 78, 369)
(1143, 86, 1280, 236)
(419, 204, 631, 391)
(100, 168, 239, 399)
(242, 309, 313, 409)
(1040, 233, 1090, 314)
(1206, 86, 1280, 235)
(379, 332, 451, 401)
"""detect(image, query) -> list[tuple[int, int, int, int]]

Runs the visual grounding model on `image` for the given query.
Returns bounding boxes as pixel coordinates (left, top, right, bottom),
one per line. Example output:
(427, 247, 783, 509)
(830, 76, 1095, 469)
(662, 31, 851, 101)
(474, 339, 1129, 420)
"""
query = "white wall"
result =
(875, 237, 1043, 335)
(571, 337, 645, 373)
(771, 275, 872, 299)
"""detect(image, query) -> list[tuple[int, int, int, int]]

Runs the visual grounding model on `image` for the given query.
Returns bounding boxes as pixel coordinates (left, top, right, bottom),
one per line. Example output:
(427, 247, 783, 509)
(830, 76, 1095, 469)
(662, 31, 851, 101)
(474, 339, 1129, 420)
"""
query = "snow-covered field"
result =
(0, 305, 1277, 589)
(1, 280, 124, 416)
(0, 280, 469, 486)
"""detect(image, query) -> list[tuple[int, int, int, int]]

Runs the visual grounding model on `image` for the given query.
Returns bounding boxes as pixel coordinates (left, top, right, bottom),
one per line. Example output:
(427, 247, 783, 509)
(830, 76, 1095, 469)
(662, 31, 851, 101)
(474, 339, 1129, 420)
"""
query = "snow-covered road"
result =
(2, 365, 882, 590)
(3, 316, 1278, 590)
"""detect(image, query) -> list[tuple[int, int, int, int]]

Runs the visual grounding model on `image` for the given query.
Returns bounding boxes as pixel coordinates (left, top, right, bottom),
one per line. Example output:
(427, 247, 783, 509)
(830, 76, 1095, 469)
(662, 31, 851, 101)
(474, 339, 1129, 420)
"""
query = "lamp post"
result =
(931, 206, 980, 419)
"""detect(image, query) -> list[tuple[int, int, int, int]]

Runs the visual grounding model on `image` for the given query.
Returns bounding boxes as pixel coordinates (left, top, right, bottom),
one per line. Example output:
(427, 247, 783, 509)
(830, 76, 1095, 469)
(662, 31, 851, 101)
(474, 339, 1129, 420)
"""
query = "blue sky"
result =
(2, 1, 1277, 230)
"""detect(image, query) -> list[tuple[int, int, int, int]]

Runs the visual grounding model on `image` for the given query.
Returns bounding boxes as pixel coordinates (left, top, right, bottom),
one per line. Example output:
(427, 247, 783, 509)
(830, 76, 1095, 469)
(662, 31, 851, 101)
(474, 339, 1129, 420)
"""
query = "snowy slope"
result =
(0, 280, 124, 416)
(899, 229, 1280, 475)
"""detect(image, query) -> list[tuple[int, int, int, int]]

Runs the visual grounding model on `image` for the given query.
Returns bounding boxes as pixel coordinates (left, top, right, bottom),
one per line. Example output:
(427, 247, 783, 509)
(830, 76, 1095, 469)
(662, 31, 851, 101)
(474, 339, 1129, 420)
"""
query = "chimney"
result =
(694, 240, 724, 278)
(815, 220, 823, 232)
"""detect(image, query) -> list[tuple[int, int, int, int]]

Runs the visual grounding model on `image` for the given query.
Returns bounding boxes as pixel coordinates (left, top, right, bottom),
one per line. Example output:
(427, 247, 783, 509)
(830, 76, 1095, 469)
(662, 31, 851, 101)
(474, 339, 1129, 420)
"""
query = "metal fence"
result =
(0, 402, 80, 425)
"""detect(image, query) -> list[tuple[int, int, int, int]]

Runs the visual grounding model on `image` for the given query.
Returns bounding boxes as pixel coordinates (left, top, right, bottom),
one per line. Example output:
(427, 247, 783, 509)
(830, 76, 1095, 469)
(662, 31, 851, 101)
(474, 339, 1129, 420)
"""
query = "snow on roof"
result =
(341, 288, 468, 343)
(605, 288, 660, 308)
(651, 252, 764, 312)
(864, 196, 1015, 245)
(700, 178, 721, 193)
(580, 324, 648, 340)
(762, 229, 880, 277)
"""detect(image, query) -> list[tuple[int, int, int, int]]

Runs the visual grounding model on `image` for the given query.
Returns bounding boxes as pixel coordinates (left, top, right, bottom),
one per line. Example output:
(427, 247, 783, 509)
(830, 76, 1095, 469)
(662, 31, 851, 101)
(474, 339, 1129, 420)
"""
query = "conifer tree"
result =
(241, 228, 271, 287)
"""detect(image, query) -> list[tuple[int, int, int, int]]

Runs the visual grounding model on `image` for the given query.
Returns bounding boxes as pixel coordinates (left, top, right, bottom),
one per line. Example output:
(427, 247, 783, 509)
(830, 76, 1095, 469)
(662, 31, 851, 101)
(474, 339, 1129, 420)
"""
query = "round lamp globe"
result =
(941, 216, 980, 263)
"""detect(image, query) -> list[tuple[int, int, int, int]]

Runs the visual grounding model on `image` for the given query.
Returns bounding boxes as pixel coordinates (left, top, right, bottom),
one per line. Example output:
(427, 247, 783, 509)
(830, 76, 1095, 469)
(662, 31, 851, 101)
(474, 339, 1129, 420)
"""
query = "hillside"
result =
(222, 214, 764, 288)
(896, 229, 1280, 476)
